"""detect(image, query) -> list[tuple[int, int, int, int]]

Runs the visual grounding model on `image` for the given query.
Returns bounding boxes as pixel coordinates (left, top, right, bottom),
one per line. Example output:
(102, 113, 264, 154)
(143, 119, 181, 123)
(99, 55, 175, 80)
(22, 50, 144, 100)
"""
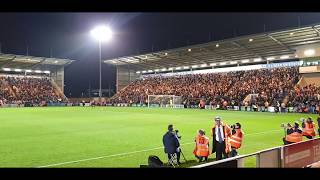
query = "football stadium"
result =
(0, 13, 320, 168)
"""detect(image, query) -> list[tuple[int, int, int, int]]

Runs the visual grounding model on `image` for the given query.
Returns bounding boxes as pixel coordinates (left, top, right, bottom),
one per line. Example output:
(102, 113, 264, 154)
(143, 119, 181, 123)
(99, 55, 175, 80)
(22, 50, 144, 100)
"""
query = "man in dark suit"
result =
(211, 116, 231, 160)
(163, 124, 181, 164)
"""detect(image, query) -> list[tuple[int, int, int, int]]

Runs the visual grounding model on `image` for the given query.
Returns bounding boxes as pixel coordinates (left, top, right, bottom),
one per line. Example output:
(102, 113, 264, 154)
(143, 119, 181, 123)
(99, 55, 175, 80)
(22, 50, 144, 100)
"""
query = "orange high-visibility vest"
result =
(285, 132, 303, 143)
(229, 129, 244, 149)
(194, 135, 210, 157)
(303, 122, 316, 137)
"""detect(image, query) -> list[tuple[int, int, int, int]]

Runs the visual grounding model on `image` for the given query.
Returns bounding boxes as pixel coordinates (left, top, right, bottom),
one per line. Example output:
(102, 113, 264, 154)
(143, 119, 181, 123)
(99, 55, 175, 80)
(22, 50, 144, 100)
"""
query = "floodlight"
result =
(280, 55, 289, 59)
(304, 49, 315, 57)
(90, 25, 112, 42)
(253, 58, 262, 62)
(241, 59, 250, 63)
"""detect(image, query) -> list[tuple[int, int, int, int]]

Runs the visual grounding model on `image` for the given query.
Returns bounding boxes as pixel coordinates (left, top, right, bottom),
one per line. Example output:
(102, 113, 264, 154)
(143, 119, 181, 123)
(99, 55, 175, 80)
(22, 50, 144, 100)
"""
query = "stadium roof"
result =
(104, 23, 320, 72)
(0, 53, 75, 70)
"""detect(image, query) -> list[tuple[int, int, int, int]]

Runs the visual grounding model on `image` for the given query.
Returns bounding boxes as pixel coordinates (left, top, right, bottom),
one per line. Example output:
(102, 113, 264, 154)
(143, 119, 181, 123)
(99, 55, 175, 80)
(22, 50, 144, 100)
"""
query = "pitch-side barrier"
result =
(191, 138, 320, 168)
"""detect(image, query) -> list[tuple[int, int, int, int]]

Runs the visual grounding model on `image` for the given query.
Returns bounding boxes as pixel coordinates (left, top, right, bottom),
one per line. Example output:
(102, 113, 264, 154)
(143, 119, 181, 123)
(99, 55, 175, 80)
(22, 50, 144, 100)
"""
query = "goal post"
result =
(147, 95, 183, 108)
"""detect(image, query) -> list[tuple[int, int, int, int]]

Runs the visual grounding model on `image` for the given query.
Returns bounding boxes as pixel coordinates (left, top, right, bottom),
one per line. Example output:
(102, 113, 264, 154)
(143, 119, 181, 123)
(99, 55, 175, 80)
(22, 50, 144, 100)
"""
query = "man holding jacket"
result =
(211, 116, 232, 160)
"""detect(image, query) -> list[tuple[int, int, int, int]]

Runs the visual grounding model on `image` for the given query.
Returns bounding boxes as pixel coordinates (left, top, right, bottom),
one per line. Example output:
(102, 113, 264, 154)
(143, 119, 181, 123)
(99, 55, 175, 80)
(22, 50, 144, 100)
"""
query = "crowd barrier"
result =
(1, 104, 24, 108)
(191, 138, 320, 168)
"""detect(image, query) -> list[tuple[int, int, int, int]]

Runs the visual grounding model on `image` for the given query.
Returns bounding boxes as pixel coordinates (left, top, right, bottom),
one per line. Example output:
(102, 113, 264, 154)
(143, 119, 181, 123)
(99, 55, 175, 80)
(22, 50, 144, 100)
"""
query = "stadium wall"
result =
(50, 67, 64, 94)
(116, 65, 140, 93)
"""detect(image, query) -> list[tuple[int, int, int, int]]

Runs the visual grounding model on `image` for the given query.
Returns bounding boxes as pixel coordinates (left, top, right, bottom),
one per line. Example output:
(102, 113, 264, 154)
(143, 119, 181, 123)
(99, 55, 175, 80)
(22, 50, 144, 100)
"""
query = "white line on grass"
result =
(37, 129, 282, 168)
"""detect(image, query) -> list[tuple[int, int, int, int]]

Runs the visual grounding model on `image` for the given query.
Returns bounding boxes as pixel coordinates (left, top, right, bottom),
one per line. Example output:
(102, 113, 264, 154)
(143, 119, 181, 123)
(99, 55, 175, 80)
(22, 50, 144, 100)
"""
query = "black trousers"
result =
(304, 135, 313, 139)
(230, 147, 238, 157)
(215, 141, 228, 160)
(168, 152, 180, 163)
(195, 155, 208, 162)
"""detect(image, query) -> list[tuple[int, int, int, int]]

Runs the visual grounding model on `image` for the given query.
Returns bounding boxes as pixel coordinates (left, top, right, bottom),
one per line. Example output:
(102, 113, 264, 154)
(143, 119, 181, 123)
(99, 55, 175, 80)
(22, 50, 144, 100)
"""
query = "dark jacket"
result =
(287, 127, 302, 135)
(163, 131, 180, 154)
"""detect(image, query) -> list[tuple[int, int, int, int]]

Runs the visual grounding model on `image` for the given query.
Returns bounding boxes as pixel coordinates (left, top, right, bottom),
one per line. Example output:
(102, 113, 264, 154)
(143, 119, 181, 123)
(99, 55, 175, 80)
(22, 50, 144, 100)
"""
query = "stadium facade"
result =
(104, 23, 320, 93)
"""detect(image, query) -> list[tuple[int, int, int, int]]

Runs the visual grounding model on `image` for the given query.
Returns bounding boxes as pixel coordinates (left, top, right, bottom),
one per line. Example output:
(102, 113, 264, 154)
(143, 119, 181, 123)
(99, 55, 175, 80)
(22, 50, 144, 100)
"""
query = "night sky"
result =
(2, 13, 320, 97)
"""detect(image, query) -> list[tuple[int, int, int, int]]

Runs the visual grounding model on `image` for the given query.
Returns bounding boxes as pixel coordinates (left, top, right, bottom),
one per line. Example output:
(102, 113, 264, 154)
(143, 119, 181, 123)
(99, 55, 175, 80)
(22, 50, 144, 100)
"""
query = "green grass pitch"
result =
(0, 107, 318, 167)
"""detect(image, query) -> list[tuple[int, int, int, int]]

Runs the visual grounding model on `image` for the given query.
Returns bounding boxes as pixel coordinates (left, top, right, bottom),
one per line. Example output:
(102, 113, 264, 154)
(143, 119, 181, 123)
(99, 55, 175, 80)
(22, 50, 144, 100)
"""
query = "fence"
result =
(191, 138, 320, 168)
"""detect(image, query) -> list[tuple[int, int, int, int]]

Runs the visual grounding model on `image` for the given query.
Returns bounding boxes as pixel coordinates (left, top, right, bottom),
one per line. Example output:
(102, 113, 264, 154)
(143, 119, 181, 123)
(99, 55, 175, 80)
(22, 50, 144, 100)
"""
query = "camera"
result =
(230, 124, 235, 129)
(280, 123, 292, 129)
(175, 130, 181, 139)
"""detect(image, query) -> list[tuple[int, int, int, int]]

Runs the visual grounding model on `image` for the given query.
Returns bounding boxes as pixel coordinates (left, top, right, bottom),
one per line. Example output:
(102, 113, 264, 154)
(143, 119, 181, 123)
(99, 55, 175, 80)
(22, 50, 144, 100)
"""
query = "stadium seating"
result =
(109, 66, 320, 113)
(0, 75, 65, 105)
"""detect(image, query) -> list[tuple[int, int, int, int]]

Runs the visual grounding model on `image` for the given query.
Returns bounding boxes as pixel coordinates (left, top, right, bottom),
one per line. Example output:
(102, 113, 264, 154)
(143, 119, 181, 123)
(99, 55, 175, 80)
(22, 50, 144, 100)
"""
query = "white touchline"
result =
(37, 129, 282, 168)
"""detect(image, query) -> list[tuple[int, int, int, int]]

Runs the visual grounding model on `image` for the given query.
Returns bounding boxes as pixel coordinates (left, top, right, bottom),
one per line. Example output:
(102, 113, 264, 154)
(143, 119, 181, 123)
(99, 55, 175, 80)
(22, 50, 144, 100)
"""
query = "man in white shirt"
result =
(211, 116, 231, 160)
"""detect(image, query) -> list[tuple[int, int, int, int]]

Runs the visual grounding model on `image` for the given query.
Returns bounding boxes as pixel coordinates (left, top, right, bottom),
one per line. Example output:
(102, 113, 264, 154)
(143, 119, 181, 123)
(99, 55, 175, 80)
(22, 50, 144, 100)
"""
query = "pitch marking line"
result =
(37, 129, 281, 167)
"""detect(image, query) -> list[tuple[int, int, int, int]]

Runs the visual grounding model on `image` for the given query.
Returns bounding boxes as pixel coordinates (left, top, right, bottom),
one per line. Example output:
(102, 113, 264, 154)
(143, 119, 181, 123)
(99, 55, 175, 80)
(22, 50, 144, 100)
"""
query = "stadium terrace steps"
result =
(50, 79, 67, 100)
(297, 75, 320, 87)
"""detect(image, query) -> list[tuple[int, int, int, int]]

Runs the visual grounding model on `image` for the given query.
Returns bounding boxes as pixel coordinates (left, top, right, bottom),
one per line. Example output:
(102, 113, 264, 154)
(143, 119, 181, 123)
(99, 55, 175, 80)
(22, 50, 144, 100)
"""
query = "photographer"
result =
(193, 129, 210, 162)
(229, 123, 244, 157)
(282, 122, 303, 145)
(162, 124, 181, 165)
(302, 117, 316, 139)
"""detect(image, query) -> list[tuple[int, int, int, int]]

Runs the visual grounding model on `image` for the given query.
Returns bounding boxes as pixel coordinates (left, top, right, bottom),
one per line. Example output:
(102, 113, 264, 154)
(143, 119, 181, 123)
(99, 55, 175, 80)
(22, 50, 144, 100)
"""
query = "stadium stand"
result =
(0, 53, 74, 106)
(0, 75, 66, 105)
(109, 67, 316, 112)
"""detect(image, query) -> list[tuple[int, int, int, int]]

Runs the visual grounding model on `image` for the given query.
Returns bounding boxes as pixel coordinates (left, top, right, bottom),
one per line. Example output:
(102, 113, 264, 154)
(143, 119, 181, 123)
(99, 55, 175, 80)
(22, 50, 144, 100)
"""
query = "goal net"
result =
(147, 95, 183, 108)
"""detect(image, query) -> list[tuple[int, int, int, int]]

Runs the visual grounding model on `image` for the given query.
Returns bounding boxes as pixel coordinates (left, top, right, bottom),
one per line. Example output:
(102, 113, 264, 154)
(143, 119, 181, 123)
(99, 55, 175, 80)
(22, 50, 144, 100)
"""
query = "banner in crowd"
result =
(261, 61, 302, 69)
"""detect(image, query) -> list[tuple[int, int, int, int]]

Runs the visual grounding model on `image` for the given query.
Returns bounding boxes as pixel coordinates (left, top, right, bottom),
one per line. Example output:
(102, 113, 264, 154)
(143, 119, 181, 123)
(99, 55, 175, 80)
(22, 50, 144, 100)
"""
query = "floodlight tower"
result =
(90, 25, 112, 99)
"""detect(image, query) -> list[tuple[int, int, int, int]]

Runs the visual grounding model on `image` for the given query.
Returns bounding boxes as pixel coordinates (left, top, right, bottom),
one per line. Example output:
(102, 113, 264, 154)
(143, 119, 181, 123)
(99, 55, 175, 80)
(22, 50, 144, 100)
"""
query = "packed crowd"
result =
(0, 76, 64, 105)
(287, 84, 320, 113)
(110, 67, 303, 110)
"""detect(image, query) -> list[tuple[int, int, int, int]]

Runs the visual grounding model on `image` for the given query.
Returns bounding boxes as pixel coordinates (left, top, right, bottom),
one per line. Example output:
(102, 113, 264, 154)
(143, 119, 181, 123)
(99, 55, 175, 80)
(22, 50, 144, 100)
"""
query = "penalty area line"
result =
(37, 129, 281, 168)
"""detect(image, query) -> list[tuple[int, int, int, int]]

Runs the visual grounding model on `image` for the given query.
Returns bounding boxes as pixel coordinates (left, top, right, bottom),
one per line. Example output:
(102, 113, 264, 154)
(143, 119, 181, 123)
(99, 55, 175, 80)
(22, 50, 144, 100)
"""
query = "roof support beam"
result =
(231, 41, 265, 60)
(26, 58, 47, 69)
(267, 34, 296, 53)
(0, 56, 17, 68)
(120, 60, 156, 70)
(200, 47, 226, 59)
(181, 53, 207, 64)
(199, 47, 238, 62)
(312, 26, 320, 37)
(132, 56, 166, 69)
(151, 53, 194, 67)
